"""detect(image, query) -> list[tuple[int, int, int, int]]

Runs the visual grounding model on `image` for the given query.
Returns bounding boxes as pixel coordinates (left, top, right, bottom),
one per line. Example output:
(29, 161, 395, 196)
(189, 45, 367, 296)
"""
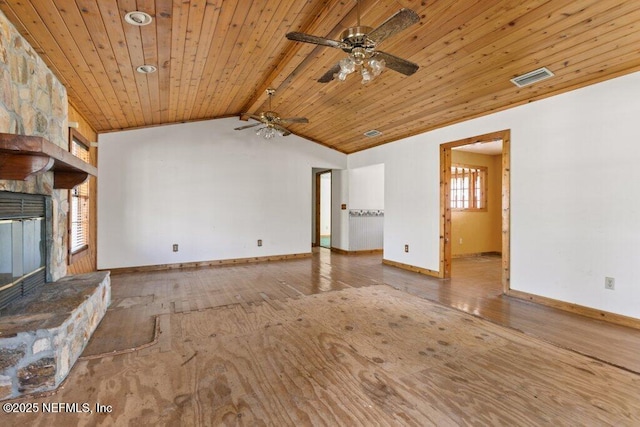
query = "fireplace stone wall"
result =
(0, 9, 69, 281)
(0, 9, 110, 402)
(0, 271, 111, 400)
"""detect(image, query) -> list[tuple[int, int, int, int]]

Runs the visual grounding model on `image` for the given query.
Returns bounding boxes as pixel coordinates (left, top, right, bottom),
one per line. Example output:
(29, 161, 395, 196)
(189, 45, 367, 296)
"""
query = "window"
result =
(69, 129, 90, 257)
(451, 164, 487, 211)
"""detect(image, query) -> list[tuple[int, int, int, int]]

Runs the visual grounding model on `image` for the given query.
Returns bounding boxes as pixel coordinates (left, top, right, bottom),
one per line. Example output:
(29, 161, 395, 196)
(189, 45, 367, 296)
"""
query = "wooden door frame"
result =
(440, 129, 511, 293)
(315, 169, 332, 248)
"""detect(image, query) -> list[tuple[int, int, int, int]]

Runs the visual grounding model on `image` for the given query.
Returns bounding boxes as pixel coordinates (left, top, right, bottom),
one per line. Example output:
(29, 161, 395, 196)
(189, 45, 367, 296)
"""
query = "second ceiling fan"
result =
(286, 3, 420, 84)
(234, 88, 309, 139)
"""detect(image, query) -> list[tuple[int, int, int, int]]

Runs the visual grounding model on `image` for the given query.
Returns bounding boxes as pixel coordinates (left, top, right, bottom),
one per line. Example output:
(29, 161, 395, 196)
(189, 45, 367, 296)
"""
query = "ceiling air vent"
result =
(364, 129, 382, 137)
(510, 67, 554, 88)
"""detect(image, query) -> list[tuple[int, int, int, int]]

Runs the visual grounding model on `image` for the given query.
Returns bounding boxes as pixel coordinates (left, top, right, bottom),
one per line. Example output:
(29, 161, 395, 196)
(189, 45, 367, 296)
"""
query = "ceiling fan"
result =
(286, 2, 420, 84)
(234, 88, 309, 139)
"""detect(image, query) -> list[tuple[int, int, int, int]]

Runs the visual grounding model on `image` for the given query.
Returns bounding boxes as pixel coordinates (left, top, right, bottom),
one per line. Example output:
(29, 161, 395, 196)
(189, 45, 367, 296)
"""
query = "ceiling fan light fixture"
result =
(236, 88, 308, 139)
(124, 11, 153, 26)
(286, 7, 420, 84)
(256, 126, 283, 140)
(340, 57, 356, 72)
(337, 57, 356, 81)
(351, 47, 367, 66)
(369, 58, 385, 77)
(361, 67, 372, 84)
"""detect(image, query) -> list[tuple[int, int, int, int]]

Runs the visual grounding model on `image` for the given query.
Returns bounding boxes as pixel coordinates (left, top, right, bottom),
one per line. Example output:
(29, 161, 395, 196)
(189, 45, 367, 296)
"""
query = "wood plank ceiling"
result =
(1, 0, 640, 154)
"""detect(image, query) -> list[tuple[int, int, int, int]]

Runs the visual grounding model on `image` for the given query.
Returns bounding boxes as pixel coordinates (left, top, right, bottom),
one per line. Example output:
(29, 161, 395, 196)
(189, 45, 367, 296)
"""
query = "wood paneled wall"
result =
(67, 104, 98, 274)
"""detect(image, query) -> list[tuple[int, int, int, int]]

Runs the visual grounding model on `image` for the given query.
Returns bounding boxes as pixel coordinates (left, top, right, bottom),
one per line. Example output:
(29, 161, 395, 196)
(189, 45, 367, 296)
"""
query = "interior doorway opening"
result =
(440, 130, 510, 293)
(316, 170, 332, 249)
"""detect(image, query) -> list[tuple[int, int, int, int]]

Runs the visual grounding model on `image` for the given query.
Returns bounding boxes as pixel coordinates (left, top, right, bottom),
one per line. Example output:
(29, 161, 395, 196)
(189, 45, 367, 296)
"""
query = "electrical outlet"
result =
(172, 244, 178, 252)
(257, 239, 262, 247)
(459, 238, 463, 244)
(605, 277, 615, 290)
(404, 244, 409, 253)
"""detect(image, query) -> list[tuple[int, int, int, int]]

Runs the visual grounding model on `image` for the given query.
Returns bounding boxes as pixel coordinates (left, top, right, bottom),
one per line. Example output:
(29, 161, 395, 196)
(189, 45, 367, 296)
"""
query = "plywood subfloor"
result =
(81, 304, 156, 357)
(5, 283, 640, 425)
(84, 251, 640, 371)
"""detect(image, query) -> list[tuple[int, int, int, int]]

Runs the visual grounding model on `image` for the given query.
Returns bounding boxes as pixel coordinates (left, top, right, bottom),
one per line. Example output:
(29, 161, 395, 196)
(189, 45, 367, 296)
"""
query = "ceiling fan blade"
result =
(234, 122, 261, 131)
(248, 114, 263, 122)
(318, 63, 342, 83)
(367, 8, 420, 44)
(279, 117, 309, 124)
(273, 124, 292, 136)
(286, 32, 346, 49)
(375, 51, 419, 76)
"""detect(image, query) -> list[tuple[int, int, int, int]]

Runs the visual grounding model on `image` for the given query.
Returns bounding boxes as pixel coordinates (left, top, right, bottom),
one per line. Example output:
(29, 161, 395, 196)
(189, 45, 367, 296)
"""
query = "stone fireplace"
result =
(0, 9, 108, 400)
(0, 7, 68, 282)
(0, 269, 110, 400)
(0, 191, 51, 311)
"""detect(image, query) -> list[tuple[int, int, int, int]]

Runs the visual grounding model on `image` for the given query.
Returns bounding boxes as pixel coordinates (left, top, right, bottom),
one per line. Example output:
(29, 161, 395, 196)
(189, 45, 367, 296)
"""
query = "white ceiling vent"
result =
(363, 129, 382, 137)
(510, 67, 554, 88)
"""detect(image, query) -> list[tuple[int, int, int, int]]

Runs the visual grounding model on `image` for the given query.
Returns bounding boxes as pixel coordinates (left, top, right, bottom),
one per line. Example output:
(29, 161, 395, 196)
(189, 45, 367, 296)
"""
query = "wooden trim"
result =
(506, 289, 640, 330)
(452, 251, 502, 259)
(382, 258, 441, 278)
(440, 145, 450, 279)
(331, 247, 383, 256)
(67, 104, 99, 275)
(68, 128, 91, 266)
(0, 133, 97, 188)
(315, 169, 332, 248)
(0, 153, 54, 180)
(315, 172, 321, 247)
(440, 129, 510, 288)
(106, 252, 312, 275)
(68, 245, 89, 265)
(450, 163, 488, 211)
(501, 133, 511, 293)
(330, 247, 349, 255)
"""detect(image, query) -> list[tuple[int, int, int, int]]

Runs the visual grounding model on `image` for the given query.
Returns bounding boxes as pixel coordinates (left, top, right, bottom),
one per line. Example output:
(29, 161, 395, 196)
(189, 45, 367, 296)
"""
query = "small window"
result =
(69, 130, 90, 257)
(451, 164, 487, 211)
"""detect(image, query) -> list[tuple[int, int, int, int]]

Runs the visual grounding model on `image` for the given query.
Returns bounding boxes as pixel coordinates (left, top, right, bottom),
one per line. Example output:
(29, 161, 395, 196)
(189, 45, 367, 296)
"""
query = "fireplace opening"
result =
(0, 192, 51, 312)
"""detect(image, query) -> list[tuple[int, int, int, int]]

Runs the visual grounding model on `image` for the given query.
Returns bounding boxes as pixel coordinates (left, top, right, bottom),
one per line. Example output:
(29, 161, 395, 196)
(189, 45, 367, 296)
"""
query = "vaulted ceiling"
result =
(2, 1, 640, 153)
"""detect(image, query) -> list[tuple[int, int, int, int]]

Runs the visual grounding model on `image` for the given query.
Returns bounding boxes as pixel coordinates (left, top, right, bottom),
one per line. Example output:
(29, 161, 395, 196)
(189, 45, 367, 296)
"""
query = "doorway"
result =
(315, 170, 332, 249)
(440, 130, 510, 293)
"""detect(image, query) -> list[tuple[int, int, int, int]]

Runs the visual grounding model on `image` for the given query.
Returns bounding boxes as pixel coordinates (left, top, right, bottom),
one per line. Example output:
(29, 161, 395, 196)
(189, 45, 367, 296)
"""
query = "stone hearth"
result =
(0, 271, 110, 400)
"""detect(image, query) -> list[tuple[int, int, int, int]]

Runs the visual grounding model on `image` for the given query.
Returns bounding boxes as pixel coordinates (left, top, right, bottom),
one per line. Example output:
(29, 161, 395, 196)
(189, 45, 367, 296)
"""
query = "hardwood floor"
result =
(91, 248, 640, 371)
(399, 254, 640, 374)
(7, 249, 640, 425)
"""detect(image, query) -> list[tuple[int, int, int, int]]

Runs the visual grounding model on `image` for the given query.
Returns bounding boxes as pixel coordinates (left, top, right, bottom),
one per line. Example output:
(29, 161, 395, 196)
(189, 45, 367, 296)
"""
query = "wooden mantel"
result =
(0, 133, 97, 189)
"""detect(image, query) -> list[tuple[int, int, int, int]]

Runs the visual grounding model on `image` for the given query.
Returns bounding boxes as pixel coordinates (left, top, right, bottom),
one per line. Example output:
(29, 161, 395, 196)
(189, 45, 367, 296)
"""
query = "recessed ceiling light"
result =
(136, 65, 157, 74)
(363, 129, 382, 137)
(124, 11, 153, 26)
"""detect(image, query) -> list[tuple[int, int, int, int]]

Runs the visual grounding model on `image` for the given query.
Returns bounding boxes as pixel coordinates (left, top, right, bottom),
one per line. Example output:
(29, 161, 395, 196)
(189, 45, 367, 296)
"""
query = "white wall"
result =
(349, 163, 384, 210)
(98, 117, 345, 269)
(331, 169, 349, 251)
(349, 71, 640, 319)
(349, 140, 438, 269)
(320, 173, 331, 236)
